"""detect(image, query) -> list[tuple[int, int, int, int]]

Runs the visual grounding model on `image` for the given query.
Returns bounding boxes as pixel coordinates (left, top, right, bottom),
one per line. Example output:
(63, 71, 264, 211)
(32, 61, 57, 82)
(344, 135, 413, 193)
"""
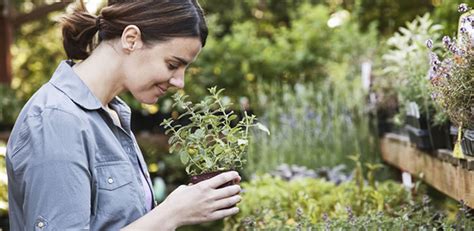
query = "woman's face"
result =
(122, 37, 202, 104)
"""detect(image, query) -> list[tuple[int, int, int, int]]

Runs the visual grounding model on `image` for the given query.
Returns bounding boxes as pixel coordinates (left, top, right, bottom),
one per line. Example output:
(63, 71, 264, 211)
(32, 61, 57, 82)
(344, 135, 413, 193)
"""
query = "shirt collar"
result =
(49, 60, 104, 110)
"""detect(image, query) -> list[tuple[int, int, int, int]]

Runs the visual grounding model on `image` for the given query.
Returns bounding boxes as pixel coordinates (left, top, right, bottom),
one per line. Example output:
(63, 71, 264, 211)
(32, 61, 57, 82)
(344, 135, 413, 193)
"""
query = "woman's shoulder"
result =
(18, 60, 100, 120)
(18, 82, 83, 120)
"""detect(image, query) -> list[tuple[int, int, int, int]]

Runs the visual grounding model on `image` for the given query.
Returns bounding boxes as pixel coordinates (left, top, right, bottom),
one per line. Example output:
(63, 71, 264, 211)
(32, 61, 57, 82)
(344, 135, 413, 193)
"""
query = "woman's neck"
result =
(72, 42, 125, 106)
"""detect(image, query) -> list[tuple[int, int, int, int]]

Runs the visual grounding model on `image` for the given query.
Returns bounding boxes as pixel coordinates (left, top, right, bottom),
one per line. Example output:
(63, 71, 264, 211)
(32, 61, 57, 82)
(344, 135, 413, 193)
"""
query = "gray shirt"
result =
(6, 60, 156, 230)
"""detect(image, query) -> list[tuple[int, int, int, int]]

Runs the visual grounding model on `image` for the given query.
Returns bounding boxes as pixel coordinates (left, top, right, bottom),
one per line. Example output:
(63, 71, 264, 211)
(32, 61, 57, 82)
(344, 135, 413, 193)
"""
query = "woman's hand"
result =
(163, 171, 242, 228)
(121, 171, 241, 231)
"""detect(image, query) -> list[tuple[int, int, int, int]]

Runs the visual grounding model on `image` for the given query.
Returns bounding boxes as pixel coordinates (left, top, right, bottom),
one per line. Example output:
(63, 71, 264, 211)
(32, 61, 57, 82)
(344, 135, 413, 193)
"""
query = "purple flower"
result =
(346, 206, 355, 224)
(449, 44, 458, 54)
(429, 52, 440, 65)
(442, 36, 451, 48)
(428, 68, 436, 80)
(458, 3, 469, 13)
(460, 27, 467, 33)
(322, 213, 329, 222)
(425, 39, 433, 49)
(455, 49, 465, 56)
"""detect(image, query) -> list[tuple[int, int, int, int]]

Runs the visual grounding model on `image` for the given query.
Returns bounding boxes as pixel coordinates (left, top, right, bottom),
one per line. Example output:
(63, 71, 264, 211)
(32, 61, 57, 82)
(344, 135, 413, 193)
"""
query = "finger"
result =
(208, 207, 240, 221)
(236, 175, 241, 184)
(212, 195, 241, 211)
(202, 171, 240, 189)
(212, 185, 241, 200)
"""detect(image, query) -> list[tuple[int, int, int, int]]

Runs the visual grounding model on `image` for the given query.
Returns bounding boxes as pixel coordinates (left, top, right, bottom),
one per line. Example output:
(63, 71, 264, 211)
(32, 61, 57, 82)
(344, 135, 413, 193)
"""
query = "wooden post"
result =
(0, 3, 12, 85)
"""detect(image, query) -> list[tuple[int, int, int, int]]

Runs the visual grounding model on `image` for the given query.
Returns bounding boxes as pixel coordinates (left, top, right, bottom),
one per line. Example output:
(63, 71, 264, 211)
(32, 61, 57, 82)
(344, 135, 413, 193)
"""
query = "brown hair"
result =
(61, 0, 208, 60)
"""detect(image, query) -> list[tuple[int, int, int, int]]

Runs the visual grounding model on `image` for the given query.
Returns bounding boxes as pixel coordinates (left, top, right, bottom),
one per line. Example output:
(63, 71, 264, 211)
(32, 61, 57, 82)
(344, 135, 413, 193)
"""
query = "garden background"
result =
(0, 0, 473, 230)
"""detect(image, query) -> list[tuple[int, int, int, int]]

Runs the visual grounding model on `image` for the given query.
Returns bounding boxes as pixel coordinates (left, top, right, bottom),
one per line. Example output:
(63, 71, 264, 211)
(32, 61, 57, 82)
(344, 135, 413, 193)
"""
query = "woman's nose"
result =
(169, 75, 185, 89)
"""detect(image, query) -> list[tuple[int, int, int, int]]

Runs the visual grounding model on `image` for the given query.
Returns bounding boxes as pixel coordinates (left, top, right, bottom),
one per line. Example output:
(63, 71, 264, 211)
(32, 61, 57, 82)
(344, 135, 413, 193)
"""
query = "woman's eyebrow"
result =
(172, 56, 190, 66)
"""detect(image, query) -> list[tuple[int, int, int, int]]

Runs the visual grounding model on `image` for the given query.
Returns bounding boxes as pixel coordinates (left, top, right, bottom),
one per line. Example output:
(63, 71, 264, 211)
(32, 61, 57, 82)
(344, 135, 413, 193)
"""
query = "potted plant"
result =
(381, 13, 450, 150)
(428, 4, 474, 156)
(160, 87, 270, 187)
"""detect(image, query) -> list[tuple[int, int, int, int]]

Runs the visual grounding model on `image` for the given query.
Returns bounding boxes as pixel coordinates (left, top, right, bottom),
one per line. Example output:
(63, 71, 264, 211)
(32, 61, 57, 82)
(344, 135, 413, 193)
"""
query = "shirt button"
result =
(107, 177, 114, 184)
(37, 222, 45, 228)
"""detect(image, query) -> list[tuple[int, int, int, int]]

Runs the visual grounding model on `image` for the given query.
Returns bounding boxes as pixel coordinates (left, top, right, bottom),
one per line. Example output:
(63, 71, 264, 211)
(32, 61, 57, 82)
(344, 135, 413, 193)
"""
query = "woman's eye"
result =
(168, 63, 178, 70)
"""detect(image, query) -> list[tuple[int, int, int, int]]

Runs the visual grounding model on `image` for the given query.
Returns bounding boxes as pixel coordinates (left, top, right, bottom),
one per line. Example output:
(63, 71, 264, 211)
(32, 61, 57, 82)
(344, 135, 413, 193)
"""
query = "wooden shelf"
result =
(381, 133, 474, 208)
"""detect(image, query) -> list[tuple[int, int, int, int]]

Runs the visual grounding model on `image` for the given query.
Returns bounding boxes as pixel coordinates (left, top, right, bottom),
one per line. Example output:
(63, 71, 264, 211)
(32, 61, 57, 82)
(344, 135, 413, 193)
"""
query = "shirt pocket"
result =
(95, 161, 137, 215)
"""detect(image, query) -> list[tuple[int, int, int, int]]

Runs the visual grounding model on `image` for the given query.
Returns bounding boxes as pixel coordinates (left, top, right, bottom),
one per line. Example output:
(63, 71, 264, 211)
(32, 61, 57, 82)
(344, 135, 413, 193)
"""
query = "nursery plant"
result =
(224, 156, 473, 230)
(428, 7, 474, 130)
(160, 87, 269, 183)
(382, 13, 444, 123)
(380, 13, 454, 150)
(428, 4, 474, 156)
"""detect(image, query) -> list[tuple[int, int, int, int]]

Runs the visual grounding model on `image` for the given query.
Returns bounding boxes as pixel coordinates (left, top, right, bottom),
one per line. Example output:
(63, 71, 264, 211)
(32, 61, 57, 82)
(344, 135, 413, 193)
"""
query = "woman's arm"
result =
(121, 171, 241, 230)
(7, 109, 93, 229)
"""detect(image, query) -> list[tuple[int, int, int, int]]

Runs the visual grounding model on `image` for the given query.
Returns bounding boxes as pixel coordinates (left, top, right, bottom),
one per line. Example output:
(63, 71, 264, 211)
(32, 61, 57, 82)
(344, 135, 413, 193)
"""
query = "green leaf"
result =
(169, 143, 177, 153)
(227, 134, 237, 143)
(237, 139, 248, 146)
(222, 128, 230, 135)
(214, 144, 224, 154)
(229, 114, 238, 121)
(256, 122, 270, 135)
(168, 136, 177, 145)
(194, 128, 205, 139)
(180, 150, 189, 165)
(204, 156, 213, 169)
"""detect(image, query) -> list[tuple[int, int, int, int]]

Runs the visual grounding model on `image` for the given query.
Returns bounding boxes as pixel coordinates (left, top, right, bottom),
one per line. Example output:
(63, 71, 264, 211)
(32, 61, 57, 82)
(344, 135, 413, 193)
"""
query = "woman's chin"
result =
(138, 95, 159, 105)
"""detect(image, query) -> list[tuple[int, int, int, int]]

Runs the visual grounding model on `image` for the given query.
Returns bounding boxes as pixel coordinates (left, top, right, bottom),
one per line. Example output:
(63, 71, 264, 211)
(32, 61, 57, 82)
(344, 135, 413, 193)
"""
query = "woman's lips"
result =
(156, 85, 167, 96)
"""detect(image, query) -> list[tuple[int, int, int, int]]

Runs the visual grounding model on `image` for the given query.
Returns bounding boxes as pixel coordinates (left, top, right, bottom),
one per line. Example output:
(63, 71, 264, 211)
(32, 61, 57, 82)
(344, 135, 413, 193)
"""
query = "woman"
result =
(5, 0, 241, 230)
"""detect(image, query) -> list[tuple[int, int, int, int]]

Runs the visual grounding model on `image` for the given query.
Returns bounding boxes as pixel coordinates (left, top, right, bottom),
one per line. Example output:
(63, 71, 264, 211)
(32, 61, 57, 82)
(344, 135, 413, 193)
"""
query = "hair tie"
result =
(96, 16, 102, 30)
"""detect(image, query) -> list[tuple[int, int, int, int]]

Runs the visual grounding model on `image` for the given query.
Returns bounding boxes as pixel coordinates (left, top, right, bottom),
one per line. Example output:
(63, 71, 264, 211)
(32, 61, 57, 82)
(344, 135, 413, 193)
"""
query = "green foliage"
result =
(11, 13, 65, 102)
(224, 166, 473, 230)
(380, 13, 445, 124)
(223, 175, 409, 229)
(184, 4, 378, 103)
(0, 142, 7, 215)
(0, 85, 23, 126)
(244, 76, 379, 176)
(433, 0, 468, 36)
(354, 0, 434, 35)
(161, 87, 269, 176)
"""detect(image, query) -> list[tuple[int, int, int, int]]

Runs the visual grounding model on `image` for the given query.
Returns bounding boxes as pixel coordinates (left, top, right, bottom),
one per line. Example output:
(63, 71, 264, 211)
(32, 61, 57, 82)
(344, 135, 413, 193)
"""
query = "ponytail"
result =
(60, 7, 100, 60)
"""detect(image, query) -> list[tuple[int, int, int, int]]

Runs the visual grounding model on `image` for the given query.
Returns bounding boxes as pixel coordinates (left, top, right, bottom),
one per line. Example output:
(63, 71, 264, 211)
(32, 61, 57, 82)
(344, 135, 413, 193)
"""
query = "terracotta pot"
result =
(189, 170, 238, 189)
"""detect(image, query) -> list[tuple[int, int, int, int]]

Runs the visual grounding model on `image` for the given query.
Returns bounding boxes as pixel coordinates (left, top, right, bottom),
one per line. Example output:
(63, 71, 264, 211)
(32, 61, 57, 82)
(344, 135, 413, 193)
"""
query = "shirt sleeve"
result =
(8, 108, 92, 230)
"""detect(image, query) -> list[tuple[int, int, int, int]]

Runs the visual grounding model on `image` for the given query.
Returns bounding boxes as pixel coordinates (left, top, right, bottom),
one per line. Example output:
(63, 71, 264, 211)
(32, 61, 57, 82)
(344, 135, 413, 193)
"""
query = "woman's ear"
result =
(121, 25, 144, 53)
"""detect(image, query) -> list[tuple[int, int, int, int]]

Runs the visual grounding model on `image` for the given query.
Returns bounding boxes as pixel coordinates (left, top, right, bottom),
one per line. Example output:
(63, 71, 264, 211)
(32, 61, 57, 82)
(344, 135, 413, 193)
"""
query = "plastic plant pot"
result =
(427, 122, 452, 150)
(405, 124, 431, 150)
(461, 129, 474, 157)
